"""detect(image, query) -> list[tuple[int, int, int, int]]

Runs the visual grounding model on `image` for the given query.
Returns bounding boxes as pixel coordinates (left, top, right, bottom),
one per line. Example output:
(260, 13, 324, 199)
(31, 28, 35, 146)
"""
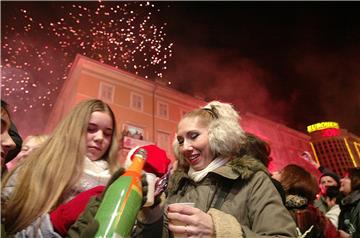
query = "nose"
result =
(93, 130, 104, 142)
(1, 132, 16, 155)
(181, 139, 193, 155)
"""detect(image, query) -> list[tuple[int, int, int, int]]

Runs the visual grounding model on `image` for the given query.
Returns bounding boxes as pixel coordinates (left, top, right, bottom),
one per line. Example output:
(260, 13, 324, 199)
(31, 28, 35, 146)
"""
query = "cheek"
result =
(346, 181, 351, 188)
(86, 132, 93, 142)
(22, 150, 32, 157)
(103, 137, 112, 150)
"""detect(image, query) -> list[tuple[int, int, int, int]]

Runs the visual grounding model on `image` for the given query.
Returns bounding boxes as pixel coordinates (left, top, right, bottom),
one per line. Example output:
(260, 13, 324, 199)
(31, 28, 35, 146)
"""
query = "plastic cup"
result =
(170, 202, 195, 238)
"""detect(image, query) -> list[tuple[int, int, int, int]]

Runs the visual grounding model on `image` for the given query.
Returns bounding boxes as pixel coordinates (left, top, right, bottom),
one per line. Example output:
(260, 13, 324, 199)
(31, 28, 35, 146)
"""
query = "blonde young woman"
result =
(133, 101, 297, 238)
(1, 99, 119, 236)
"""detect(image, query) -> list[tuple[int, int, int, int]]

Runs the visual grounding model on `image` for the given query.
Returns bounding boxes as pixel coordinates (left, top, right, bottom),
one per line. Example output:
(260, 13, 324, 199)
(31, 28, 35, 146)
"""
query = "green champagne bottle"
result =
(94, 148, 147, 238)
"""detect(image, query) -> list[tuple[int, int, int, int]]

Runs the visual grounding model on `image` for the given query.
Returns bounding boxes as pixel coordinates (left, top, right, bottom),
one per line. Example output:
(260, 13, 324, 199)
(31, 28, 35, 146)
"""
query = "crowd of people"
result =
(1, 99, 359, 238)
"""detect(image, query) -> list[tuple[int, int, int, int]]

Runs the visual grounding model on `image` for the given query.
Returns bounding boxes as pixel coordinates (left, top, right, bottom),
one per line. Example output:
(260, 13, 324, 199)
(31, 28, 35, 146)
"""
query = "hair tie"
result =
(202, 107, 218, 119)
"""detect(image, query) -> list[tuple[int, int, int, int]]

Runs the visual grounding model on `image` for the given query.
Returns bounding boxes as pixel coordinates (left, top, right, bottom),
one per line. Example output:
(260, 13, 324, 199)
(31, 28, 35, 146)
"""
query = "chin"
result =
(190, 164, 206, 171)
(87, 154, 99, 161)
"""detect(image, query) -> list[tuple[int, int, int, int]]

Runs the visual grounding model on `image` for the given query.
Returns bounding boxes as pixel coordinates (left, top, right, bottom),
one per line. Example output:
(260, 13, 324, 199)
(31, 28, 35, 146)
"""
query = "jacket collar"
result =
(342, 189, 360, 206)
(168, 154, 268, 194)
(214, 154, 268, 180)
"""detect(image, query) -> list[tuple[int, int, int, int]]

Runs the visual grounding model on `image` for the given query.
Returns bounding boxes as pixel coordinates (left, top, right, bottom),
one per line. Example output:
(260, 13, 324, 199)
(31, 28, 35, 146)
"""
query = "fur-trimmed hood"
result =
(168, 154, 268, 194)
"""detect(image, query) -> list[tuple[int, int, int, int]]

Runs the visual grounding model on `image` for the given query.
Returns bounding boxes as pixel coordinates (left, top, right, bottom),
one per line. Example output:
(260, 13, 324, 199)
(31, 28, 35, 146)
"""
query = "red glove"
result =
(50, 186, 105, 236)
(126, 145, 171, 177)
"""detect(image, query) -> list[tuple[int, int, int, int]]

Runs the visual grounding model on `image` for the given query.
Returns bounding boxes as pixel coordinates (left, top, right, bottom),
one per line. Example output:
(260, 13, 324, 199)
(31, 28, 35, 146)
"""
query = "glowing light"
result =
(320, 128, 341, 137)
(309, 142, 320, 164)
(307, 121, 340, 133)
(344, 138, 357, 166)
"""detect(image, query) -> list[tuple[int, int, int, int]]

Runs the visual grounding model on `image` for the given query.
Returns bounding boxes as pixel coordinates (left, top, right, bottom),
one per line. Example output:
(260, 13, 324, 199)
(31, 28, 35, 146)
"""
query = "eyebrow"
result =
(88, 123, 113, 131)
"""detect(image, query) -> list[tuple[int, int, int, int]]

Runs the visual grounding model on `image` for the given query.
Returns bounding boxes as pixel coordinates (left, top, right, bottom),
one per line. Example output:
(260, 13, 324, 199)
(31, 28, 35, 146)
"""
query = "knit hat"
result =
(125, 145, 171, 177)
(320, 172, 340, 186)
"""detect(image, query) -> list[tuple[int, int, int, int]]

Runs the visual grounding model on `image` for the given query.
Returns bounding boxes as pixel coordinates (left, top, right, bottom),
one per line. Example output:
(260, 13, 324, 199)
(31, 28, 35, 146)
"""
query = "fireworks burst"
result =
(1, 1, 173, 135)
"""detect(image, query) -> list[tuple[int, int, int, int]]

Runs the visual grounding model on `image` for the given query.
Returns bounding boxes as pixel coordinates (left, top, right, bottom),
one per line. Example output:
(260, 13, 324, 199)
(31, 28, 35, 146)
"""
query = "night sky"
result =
(1, 1, 360, 136)
(162, 2, 360, 135)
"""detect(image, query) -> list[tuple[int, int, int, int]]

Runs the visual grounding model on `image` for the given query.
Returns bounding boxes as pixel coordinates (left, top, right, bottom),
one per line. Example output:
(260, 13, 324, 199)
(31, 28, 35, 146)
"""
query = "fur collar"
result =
(168, 154, 268, 194)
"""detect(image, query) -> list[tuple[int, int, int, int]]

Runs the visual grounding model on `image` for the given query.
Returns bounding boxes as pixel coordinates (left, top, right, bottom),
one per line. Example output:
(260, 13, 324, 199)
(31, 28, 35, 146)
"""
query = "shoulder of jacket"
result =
(220, 154, 268, 180)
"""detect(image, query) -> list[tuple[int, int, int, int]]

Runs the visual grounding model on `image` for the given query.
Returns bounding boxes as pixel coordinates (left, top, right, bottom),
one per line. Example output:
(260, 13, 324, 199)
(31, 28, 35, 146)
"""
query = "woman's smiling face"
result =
(176, 116, 214, 171)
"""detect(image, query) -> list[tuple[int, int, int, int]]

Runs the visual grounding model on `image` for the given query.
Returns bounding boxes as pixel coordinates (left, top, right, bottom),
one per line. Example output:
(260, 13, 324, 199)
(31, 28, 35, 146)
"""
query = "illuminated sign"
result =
(307, 121, 340, 133)
(320, 128, 341, 137)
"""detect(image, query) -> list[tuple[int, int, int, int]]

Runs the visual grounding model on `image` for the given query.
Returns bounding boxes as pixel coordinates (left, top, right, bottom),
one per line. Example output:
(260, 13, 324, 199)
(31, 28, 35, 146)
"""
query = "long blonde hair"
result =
(1, 99, 119, 234)
(173, 101, 246, 170)
(23, 134, 49, 146)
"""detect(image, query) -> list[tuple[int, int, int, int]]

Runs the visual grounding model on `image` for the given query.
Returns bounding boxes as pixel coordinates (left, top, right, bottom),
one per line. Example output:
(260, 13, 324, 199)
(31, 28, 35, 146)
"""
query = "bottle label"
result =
(114, 187, 142, 236)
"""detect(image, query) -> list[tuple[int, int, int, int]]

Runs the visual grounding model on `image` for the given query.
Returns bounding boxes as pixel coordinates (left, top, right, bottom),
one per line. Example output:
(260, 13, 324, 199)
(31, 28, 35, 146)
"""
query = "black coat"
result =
(338, 190, 360, 237)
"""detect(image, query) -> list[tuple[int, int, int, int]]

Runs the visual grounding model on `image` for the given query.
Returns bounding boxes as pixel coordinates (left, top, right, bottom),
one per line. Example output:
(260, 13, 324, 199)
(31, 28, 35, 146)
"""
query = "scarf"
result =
(188, 157, 229, 182)
(64, 157, 111, 202)
(83, 156, 110, 184)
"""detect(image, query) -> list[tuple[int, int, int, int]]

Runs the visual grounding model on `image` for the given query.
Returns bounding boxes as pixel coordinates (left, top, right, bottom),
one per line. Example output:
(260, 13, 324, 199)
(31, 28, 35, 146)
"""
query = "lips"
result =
(88, 146, 101, 151)
(187, 154, 200, 164)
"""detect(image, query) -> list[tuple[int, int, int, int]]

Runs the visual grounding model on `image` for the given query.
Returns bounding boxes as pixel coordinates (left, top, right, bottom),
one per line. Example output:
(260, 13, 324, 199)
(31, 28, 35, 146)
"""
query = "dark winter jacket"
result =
(338, 190, 360, 237)
(286, 194, 340, 238)
(135, 155, 297, 237)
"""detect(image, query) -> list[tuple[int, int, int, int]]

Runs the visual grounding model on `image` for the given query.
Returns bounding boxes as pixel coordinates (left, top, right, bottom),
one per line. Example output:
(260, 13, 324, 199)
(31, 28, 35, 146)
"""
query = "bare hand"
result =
(167, 203, 214, 238)
(339, 230, 350, 238)
(300, 151, 320, 169)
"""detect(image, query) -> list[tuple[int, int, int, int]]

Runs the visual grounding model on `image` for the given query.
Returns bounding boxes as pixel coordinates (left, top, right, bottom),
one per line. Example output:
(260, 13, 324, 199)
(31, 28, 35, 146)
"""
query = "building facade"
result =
(307, 122, 360, 176)
(46, 55, 319, 175)
(46, 55, 204, 164)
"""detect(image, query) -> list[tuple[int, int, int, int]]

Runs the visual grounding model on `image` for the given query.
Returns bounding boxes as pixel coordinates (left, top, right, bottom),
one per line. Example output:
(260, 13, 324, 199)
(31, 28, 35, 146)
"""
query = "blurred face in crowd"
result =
(340, 174, 351, 196)
(176, 116, 214, 171)
(86, 111, 113, 161)
(15, 137, 43, 162)
(1, 108, 16, 167)
(320, 176, 338, 194)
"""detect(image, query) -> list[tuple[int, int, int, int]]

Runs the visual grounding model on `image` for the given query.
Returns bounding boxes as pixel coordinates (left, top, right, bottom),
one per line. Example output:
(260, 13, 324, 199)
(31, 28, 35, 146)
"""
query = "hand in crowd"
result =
(167, 203, 215, 238)
(300, 152, 320, 169)
(338, 230, 350, 238)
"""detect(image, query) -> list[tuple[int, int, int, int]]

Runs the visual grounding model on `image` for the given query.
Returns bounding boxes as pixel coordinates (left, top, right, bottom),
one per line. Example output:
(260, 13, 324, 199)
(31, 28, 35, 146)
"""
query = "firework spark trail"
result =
(1, 1, 173, 135)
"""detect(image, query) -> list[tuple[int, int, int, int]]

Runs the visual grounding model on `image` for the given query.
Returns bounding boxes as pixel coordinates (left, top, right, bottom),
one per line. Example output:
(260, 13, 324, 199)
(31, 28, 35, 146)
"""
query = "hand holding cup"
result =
(167, 202, 214, 238)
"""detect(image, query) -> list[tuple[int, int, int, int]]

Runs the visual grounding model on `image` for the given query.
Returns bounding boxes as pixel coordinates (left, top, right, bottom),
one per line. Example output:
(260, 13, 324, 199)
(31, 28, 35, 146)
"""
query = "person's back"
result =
(287, 195, 338, 238)
(338, 168, 360, 237)
(273, 164, 340, 238)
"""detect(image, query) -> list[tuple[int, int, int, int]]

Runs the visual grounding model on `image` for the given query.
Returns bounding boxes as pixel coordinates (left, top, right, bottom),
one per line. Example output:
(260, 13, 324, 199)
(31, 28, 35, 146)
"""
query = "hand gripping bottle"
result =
(94, 148, 147, 238)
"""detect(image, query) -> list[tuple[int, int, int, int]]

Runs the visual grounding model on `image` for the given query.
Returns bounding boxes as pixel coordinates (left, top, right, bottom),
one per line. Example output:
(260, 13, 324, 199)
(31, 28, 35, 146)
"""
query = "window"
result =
(157, 101, 169, 119)
(131, 92, 143, 111)
(122, 123, 144, 140)
(99, 82, 115, 102)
